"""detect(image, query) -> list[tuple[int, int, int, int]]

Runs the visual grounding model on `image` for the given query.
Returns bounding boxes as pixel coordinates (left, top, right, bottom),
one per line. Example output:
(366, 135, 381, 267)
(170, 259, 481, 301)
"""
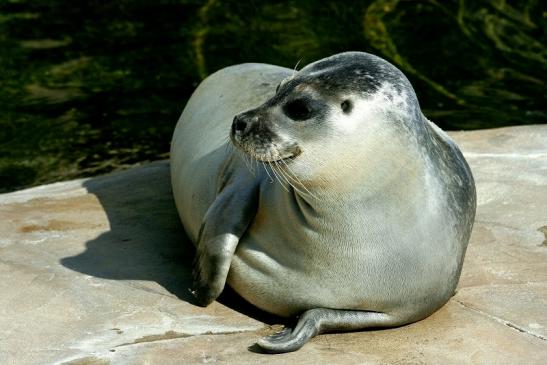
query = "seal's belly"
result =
(227, 220, 458, 318)
(228, 248, 369, 317)
(225, 177, 463, 318)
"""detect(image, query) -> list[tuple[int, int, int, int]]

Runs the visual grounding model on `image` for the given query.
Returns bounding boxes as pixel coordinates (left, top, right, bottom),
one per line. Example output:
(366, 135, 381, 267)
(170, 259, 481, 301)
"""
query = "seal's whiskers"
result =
(292, 58, 303, 78)
(261, 161, 275, 184)
(272, 159, 317, 200)
(279, 158, 318, 200)
(272, 160, 293, 190)
(237, 149, 256, 176)
(267, 161, 290, 192)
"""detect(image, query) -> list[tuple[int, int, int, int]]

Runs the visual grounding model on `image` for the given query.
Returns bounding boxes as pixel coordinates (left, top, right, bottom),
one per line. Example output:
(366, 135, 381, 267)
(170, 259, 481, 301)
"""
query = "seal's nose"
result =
(232, 115, 249, 135)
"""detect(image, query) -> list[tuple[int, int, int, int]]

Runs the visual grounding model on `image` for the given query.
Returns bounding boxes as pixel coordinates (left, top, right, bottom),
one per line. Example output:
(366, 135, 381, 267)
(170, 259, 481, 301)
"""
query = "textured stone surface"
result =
(1, 125, 546, 364)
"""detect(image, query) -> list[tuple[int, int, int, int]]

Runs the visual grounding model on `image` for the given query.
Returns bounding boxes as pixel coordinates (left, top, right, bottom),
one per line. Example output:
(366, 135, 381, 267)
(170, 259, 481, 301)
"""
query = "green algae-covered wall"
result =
(0, 0, 545, 192)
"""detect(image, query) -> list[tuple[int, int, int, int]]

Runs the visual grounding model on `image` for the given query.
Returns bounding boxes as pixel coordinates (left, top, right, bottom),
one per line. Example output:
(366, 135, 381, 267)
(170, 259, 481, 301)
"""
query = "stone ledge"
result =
(0, 125, 546, 364)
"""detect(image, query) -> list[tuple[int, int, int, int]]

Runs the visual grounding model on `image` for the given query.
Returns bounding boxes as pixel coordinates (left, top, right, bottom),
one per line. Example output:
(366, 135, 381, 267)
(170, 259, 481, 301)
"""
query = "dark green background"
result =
(1, 0, 545, 192)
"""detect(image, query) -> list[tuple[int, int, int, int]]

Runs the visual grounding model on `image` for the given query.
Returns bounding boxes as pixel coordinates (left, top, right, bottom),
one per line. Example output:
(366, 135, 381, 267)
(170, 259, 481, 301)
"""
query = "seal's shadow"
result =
(60, 161, 277, 324)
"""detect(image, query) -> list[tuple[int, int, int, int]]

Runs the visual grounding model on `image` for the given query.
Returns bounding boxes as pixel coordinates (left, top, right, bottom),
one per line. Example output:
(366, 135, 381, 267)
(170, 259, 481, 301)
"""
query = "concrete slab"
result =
(1, 125, 546, 364)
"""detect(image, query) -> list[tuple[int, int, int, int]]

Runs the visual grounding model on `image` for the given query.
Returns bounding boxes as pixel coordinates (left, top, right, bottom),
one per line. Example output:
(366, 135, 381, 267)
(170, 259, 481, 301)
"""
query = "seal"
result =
(170, 52, 476, 353)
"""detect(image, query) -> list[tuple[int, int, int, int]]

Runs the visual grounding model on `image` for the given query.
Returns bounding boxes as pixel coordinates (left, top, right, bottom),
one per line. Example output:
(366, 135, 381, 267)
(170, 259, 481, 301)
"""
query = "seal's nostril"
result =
(235, 120, 246, 132)
(233, 116, 247, 134)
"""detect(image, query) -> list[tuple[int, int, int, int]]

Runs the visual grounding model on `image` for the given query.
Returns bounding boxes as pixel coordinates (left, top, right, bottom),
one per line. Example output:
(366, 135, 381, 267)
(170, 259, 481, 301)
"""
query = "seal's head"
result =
(230, 52, 426, 192)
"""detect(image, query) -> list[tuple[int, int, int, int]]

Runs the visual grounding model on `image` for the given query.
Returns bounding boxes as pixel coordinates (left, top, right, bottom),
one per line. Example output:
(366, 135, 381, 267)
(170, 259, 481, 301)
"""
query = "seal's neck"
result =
(273, 156, 428, 226)
(294, 146, 427, 207)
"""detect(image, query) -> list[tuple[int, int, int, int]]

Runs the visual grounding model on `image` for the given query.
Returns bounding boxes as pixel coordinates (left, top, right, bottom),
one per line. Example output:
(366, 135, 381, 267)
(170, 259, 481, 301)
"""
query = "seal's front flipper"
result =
(256, 308, 395, 353)
(191, 233, 239, 306)
(192, 179, 259, 306)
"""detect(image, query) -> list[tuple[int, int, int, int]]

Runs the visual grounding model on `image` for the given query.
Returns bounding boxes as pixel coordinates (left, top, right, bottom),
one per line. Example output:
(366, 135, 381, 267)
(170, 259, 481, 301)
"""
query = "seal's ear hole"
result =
(341, 100, 352, 114)
(284, 99, 312, 121)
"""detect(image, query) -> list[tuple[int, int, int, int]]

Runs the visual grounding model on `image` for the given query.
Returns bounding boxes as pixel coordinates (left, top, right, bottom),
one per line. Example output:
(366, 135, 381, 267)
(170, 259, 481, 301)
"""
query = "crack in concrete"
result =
(474, 220, 523, 232)
(114, 328, 259, 348)
(454, 300, 547, 342)
(537, 226, 547, 246)
(463, 152, 547, 159)
(475, 220, 547, 248)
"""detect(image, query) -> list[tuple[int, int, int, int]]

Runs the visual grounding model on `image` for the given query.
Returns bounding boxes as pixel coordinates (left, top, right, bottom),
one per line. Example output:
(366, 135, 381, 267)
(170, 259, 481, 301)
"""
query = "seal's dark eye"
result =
(276, 83, 281, 93)
(341, 100, 352, 114)
(284, 99, 312, 121)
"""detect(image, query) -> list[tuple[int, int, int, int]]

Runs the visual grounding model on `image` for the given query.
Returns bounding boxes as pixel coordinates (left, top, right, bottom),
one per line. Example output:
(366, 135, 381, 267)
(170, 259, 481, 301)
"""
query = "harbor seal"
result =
(170, 52, 476, 353)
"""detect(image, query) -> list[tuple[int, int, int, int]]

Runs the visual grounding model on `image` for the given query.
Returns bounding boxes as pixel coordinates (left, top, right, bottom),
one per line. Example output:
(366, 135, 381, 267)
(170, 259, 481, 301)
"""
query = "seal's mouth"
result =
(230, 134, 302, 163)
(259, 146, 302, 163)
(244, 144, 301, 163)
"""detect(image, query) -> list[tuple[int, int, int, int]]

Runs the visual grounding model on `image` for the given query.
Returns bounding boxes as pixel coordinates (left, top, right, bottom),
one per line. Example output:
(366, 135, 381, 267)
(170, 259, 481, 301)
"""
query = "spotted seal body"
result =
(170, 52, 476, 353)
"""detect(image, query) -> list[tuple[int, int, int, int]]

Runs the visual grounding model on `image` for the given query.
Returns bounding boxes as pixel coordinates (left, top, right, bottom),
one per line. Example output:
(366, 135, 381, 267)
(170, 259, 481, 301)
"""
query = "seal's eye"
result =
(341, 100, 352, 114)
(276, 83, 281, 93)
(284, 99, 312, 121)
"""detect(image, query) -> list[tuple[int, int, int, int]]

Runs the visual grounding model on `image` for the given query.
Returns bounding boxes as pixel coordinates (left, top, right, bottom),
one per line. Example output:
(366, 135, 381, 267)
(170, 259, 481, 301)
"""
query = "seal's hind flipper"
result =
(256, 308, 395, 353)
